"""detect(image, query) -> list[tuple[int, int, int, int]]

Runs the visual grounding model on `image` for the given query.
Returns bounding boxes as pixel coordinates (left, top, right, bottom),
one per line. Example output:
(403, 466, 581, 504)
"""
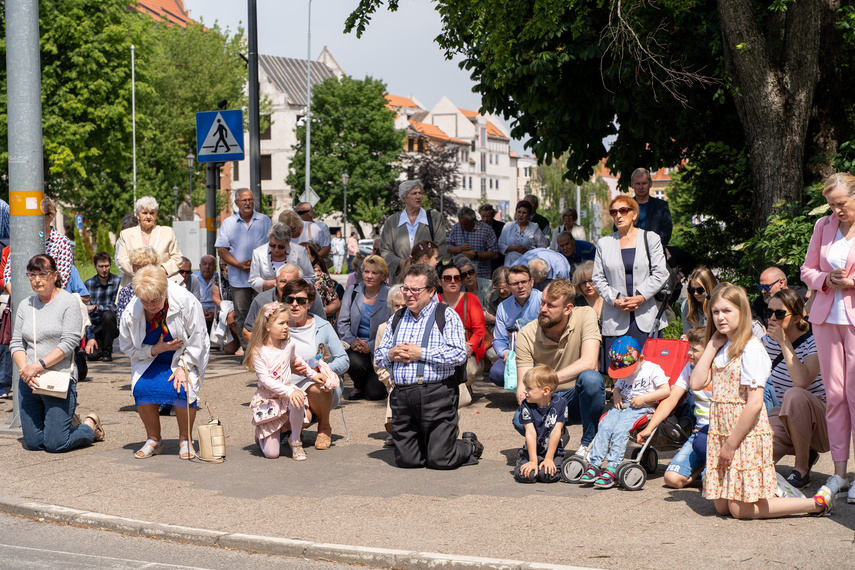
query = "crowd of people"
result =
(5, 168, 855, 519)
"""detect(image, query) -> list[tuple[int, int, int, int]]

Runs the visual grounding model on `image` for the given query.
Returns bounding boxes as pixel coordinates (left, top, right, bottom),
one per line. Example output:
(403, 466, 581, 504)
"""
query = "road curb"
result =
(0, 495, 592, 569)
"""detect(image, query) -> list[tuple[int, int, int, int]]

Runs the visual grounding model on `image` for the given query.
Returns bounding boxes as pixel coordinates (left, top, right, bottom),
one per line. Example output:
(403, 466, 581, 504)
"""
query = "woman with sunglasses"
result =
(801, 172, 855, 500)
(456, 257, 492, 309)
(248, 223, 314, 293)
(593, 196, 669, 362)
(281, 279, 348, 450)
(762, 288, 827, 489)
(498, 200, 548, 268)
(438, 264, 487, 407)
(681, 267, 717, 334)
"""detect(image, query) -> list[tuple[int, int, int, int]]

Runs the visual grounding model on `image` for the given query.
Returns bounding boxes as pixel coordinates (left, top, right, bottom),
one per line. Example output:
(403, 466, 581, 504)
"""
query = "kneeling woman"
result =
(119, 266, 210, 459)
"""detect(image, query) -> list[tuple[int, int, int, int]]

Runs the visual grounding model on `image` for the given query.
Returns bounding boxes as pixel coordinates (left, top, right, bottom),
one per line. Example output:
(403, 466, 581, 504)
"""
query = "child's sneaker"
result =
(814, 485, 835, 517)
(593, 467, 617, 489)
(579, 466, 600, 485)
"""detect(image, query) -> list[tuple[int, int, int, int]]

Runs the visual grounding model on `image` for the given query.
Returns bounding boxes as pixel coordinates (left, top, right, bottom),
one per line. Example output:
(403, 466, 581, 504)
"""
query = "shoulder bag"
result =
(0, 292, 11, 345)
(183, 357, 226, 463)
(31, 301, 71, 399)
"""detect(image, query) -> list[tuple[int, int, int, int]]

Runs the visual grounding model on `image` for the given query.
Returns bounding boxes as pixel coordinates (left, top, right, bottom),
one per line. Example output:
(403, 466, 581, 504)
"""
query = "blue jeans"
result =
(665, 429, 706, 478)
(18, 378, 94, 453)
(0, 344, 12, 387)
(588, 405, 649, 467)
(513, 369, 605, 446)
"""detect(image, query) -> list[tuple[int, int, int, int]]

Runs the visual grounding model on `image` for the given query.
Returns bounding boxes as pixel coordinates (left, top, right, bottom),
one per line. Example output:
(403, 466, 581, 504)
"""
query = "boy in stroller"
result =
(578, 336, 671, 488)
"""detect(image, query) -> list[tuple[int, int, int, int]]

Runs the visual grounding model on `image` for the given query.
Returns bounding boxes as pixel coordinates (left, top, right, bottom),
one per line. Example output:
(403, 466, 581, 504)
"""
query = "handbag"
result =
(31, 302, 71, 399)
(250, 394, 285, 425)
(183, 358, 226, 463)
(503, 330, 518, 392)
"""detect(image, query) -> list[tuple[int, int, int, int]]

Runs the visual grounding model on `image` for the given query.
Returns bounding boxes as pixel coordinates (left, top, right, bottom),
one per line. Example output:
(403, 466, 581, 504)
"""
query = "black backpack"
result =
(389, 302, 467, 385)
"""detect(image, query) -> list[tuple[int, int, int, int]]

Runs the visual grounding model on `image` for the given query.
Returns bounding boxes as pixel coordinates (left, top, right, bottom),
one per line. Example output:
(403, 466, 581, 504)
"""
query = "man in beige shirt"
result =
(514, 279, 604, 456)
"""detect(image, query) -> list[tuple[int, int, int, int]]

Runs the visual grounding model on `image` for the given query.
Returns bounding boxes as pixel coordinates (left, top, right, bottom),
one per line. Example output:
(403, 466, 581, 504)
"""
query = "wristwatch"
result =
(39, 358, 47, 369)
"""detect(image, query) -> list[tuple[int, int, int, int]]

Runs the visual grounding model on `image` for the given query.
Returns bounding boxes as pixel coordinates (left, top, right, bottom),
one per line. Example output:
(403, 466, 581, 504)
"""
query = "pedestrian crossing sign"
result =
(196, 110, 245, 163)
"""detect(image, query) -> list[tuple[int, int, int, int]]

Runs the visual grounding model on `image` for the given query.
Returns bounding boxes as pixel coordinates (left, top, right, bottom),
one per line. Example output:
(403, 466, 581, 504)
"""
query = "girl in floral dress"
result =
(690, 282, 834, 518)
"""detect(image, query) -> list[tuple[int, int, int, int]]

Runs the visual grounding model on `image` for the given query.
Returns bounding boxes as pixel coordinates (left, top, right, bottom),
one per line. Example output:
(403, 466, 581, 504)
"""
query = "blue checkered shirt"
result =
(85, 273, 121, 319)
(447, 221, 499, 279)
(374, 299, 467, 386)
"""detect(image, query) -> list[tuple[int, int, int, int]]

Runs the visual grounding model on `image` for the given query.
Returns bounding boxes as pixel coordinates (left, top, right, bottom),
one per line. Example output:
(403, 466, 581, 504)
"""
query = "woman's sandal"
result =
(135, 438, 163, 459)
(290, 441, 307, 461)
(315, 429, 332, 450)
(179, 439, 194, 460)
(85, 413, 105, 442)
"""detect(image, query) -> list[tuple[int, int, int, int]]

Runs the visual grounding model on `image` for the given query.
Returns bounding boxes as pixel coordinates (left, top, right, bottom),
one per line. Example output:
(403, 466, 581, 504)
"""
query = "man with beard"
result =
(513, 279, 604, 457)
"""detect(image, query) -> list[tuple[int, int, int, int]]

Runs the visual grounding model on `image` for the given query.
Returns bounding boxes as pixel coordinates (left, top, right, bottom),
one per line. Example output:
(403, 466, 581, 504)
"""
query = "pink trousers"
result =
(813, 322, 855, 461)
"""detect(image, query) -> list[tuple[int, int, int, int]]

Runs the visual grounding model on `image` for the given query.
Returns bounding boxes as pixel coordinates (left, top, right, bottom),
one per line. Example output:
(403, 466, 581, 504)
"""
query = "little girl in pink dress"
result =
(243, 302, 326, 460)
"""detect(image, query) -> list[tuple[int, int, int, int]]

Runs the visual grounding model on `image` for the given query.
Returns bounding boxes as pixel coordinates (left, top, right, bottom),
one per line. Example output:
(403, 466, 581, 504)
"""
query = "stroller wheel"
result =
(641, 447, 659, 474)
(615, 460, 631, 481)
(561, 456, 588, 483)
(619, 463, 647, 491)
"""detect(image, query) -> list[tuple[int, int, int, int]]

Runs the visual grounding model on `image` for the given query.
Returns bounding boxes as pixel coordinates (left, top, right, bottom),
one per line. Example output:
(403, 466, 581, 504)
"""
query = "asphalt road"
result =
(0, 512, 381, 570)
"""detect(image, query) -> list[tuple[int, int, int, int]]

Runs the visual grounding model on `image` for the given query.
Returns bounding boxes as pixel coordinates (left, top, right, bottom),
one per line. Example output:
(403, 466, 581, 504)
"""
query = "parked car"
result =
(358, 239, 375, 257)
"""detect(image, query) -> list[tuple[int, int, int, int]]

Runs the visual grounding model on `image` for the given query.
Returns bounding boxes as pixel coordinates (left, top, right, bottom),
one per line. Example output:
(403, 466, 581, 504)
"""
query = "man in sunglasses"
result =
(375, 263, 483, 469)
(177, 257, 202, 302)
(751, 266, 808, 328)
(447, 207, 498, 280)
(628, 168, 672, 247)
(294, 201, 331, 258)
(242, 264, 326, 342)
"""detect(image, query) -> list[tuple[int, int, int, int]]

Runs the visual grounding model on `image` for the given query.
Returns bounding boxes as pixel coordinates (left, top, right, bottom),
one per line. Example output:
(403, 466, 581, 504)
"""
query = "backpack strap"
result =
(425, 209, 436, 245)
(415, 306, 440, 381)
(389, 303, 449, 383)
(770, 332, 811, 371)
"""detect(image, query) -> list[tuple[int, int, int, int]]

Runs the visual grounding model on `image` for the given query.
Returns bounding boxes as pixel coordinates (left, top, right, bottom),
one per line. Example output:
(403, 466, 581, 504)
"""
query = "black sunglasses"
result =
(460, 269, 475, 278)
(283, 295, 309, 306)
(178, 269, 191, 275)
(687, 286, 705, 296)
(295, 210, 311, 215)
(269, 243, 287, 251)
(764, 308, 791, 320)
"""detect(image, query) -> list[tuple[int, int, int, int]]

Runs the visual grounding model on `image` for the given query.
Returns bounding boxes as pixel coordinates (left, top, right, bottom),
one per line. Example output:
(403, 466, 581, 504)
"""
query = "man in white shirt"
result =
(294, 201, 331, 258)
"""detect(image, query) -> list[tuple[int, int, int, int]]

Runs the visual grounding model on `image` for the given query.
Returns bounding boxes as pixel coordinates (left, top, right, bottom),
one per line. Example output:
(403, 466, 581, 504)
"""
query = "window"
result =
(481, 178, 486, 193)
(233, 160, 240, 181)
(489, 153, 493, 165)
(407, 139, 414, 152)
(481, 153, 486, 172)
(260, 116, 272, 140)
(480, 127, 487, 148)
(496, 180, 499, 191)
(489, 179, 493, 189)
(471, 140, 476, 151)
(261, 155, 272, 181)
(469, 177, 472, 189)
(417, 139, 425, 153)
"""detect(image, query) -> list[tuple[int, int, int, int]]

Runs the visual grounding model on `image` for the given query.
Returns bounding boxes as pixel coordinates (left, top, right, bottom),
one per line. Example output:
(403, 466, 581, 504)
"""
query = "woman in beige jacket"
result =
(116, 196, 183, 287)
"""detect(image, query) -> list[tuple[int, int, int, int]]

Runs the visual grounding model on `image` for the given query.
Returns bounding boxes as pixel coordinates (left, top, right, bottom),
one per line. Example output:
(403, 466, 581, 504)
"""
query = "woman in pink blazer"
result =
(801, 172, 855, 499)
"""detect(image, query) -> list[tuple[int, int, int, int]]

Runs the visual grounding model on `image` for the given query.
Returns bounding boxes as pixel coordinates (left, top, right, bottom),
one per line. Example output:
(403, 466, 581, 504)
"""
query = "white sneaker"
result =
(574, 444, 589, 458)
(825, 474, 850, 497)
(848, 485, 855, 504)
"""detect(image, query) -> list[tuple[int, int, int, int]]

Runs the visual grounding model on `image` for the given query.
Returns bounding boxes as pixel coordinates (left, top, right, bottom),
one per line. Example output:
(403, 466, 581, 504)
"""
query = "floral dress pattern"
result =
(704, 354, 777, 502)
(314, 271, 338, 306)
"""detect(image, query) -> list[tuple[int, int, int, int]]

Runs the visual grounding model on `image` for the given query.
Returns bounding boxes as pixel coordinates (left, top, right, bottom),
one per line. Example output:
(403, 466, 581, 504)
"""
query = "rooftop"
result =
(134, 0, 193, 27)
(409, 121, 469, 145)
(259, 54, 337, 107)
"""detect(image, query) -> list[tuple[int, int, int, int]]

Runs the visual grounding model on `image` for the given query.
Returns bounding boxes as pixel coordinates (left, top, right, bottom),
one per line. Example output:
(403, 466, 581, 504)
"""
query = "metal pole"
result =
(131, 45, 137, 205)
(173, 185, 179, 220)
(247, 0, 262, 212)
(576, 184, 581, 218)
(188, 163, 193, 210)
(3, 0, 47, 432)
(343, 179, 347, 238)
(304, 0, 312, 195)
(206, 164, 217, 256)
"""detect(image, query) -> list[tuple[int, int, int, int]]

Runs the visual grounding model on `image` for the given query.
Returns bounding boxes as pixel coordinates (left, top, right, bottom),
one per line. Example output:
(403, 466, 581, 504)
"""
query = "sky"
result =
(185, 0, 527, 154)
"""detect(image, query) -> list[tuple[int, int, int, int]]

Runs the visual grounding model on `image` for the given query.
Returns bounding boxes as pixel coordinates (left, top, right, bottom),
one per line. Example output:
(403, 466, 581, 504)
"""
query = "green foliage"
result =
(0, 2, 249, 231)
(353, 197, 386, 232)
(72, 225, 92, 266)
(287, 75, 404, 229)
(94, 222, 115, 261)
(662, 311, 684, 340)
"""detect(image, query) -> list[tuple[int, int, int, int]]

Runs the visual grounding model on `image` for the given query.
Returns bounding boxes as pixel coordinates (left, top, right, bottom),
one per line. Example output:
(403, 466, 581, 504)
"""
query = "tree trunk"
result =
(804, 0, 845, 185)
(716, 0, 822, 229)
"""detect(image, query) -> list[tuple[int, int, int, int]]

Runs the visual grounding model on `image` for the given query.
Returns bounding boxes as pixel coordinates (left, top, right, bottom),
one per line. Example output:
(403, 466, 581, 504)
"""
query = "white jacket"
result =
(248, 242, 314, 293)
(118, 281, 210, 404)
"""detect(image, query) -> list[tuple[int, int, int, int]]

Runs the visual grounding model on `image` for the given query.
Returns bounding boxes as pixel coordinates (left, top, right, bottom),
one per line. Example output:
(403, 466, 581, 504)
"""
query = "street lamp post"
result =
(173, 184, 179, 221)
(186, 151, 194, 211)
(438, 179, 446, 216)
(341, 171, 349, 238)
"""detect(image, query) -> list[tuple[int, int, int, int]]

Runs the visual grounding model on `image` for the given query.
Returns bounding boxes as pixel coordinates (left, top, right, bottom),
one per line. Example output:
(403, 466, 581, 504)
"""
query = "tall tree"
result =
(345, 0, 855, 233)
(287, 75, 404, 234)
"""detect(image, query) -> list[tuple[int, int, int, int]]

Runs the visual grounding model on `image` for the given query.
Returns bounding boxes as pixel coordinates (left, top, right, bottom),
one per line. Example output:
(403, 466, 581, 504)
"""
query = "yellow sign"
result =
(9, 190, 45, 216)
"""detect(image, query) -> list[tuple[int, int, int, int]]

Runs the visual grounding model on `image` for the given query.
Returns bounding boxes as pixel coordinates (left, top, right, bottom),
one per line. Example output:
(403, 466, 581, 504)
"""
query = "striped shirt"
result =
(762, 334, 825, 402)
(374, 299, 467, 386)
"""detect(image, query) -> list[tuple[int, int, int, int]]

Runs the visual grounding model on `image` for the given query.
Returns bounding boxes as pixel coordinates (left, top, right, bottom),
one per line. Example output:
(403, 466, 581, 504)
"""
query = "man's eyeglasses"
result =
(236, 198, 253, 204)
(269, 243, 288, 251)
(508, 279, 530, 288)
(687, 286, 705, 296)
(295, 210, 311, 215)
(178, 269, 191, 275)
(609, 207, 632, 217)
(26, 271, 53, 281)
(402, 286, 429, 296)
(460, 269, 475, 279)
(442, 274, 461, 283)
(757, 279, 782, 293)
(764, 308, 791, 320)
(283, 295, 309, 306)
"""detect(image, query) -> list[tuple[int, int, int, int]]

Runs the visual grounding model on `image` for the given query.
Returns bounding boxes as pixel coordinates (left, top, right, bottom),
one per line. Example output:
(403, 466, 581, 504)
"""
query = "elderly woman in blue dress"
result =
(119, 265, 210, 459)
(498, 200, 548, 267)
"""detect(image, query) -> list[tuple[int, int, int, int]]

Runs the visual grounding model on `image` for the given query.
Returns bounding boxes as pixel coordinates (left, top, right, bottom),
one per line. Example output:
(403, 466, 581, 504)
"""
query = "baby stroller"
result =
(561, 337, 692, 490)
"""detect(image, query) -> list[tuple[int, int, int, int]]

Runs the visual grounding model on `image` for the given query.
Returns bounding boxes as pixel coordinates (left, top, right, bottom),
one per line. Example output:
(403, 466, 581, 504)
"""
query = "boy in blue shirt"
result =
(514, 365, 568, 483)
